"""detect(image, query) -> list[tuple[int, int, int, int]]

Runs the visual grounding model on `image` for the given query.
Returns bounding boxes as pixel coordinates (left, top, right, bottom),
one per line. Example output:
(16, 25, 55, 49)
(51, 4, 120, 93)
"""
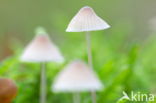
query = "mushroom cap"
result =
(52, 60, 103, 92)
(0, 78, 17, 103)
(20, 28, 64, 63)
(66, 6, 110, 32)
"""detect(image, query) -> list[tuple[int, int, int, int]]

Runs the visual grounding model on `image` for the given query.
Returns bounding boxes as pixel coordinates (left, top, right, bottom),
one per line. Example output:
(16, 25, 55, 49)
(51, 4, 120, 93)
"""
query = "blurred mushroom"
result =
(53, 60, 103, 103)
(0, 78, 17, 103)
(20, 27, 64, 103)
(66, 6, 110, 103)
(21, 27, 64, 63)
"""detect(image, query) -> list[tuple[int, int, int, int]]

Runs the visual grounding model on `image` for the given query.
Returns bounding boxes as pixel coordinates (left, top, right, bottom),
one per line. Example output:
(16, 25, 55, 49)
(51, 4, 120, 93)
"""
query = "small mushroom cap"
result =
(66, 6, 110, 32)
(20, 28, 64, 63)
(52, 60, 103, 92)
(0, 78, 17, 103)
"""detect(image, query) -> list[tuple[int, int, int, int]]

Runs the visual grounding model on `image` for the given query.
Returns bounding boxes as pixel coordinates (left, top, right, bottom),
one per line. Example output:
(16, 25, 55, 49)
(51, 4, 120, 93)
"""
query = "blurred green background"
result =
(0, 0, 156, 103)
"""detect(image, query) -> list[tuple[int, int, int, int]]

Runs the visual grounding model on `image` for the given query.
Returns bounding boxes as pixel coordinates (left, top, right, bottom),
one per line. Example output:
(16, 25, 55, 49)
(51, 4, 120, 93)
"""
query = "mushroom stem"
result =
(86, 32, 97, 103)
(86, 32, 93, 69)
(91, 91, 97, 103)
(40, 62, 47, 103)
(73, 92, 80, 103)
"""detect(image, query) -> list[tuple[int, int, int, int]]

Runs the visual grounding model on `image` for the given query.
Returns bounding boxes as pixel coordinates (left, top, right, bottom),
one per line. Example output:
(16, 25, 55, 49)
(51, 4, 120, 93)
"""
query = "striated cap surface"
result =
(66, 6, 110, 32)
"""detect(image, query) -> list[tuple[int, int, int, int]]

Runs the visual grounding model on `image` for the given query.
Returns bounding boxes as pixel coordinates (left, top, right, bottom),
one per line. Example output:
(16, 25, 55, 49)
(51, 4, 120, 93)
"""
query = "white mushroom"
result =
(20, 27, 64, 103)
(53, 60, 103, 92)
(20, 27, 64, 63)
(66, 6, 110, 32)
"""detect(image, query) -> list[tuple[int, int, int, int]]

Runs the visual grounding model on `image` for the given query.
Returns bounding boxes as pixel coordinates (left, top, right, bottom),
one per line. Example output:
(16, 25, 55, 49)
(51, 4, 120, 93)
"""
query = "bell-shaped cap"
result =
(52, 60, 103, 92)
(66, 6, 110, 32)
(0, 78, 17, 103)
(20, 27, 64, 63)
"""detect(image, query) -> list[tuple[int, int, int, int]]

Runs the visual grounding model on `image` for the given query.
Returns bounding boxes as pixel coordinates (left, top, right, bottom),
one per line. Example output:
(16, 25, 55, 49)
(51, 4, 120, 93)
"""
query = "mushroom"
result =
(66, 6, 110, 32)
(66, 6, 110, 103)
(20, 27, 64, 103)
(21, 27, 64, 63)
(0, 78, 17, 103)
(52, 60, 103, 103)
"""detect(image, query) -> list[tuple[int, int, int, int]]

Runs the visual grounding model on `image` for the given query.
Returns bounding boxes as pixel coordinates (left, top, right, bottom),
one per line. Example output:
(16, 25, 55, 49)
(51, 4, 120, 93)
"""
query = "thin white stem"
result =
(73, 92, 80, 103)
(86, 32, 97, 103)
(86, 32, 93, 69)
(40, 62, 46, 103)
